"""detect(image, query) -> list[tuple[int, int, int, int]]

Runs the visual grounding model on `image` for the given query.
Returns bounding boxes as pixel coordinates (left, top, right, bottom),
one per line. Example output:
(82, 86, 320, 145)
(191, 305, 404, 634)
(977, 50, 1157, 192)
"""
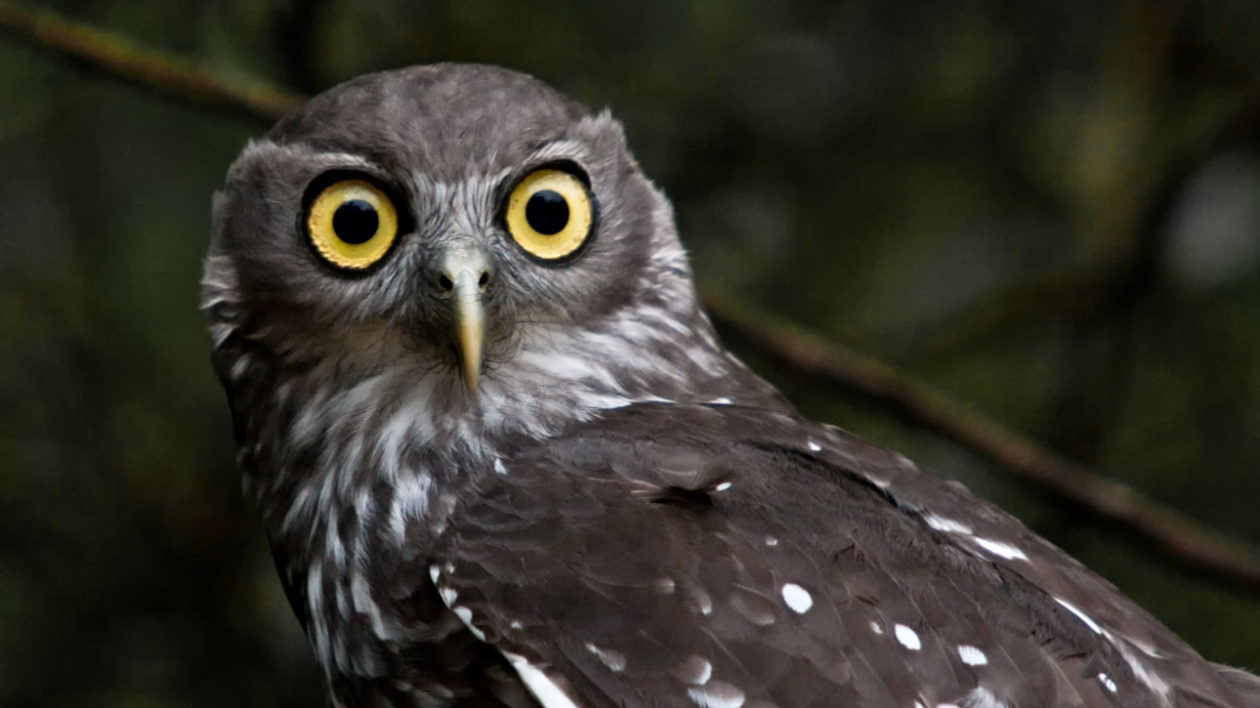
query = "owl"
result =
(203, 64, 1259, 708)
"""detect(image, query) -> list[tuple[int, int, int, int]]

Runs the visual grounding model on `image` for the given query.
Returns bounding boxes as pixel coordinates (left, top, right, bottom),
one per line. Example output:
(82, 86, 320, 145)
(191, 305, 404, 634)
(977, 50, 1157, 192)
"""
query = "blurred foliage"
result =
(1, 0, 1258, 705)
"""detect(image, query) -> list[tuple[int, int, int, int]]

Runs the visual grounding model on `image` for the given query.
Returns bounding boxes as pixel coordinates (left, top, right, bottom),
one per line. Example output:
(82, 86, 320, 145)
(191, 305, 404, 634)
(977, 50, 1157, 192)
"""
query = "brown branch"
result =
(0, 1, 301, 120)
(706, 295, 1260, 596)
(7, 1, 1259, 597)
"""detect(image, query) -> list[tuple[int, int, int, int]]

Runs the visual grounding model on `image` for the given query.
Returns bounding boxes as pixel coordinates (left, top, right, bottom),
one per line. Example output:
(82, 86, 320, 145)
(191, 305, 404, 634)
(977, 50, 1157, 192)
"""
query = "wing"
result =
(423, 402, 1248, 708)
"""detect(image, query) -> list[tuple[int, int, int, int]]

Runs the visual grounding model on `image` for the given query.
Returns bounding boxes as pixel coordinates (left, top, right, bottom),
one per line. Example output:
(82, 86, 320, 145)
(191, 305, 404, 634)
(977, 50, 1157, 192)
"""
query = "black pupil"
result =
(525, 190, 569, 235)
(332, 199, 379, 244)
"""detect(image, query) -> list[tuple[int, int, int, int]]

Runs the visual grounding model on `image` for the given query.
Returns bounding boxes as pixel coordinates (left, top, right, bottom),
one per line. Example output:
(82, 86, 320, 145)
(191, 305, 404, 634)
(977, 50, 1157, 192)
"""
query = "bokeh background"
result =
(2, 1, 1258, 705)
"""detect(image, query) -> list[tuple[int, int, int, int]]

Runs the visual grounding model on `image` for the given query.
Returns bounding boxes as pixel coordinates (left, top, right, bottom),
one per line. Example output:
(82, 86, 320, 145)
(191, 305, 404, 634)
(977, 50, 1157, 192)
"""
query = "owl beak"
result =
(441, 249, 489, 393)
(455, 291, 484, 393)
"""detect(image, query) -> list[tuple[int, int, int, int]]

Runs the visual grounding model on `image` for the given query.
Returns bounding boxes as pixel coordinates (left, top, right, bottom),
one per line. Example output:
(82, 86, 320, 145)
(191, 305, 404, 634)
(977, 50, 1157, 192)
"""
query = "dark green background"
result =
(1, 1, 1258, 705)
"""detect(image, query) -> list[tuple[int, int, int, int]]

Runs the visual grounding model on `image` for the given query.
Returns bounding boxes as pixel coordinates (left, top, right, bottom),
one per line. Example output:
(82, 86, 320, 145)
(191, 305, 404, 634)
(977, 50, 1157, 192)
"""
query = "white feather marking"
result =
(957, 645, 988, 666)
(959, 687, 1005, 708)
(387, 471, 433, 542)
(676, 655, 712, 685)
(924, 514, 973, 535)
(780, 583, 813, 614)
(452, 606, 485, 641)
(972, 537, 1028, 561)
(584, 643, 627, 672)
(502, 652, 581, 708)
(687, 682, 745, 708)
(1054, 598, 1103, 634)
(894, 624, 922, 651)
(807, 440, 822, 452)
(1118, 645, 1170, 698)
(870, 621, 884, 635)
(306, 565, 332, 666)
(1098, 673, 1118, 693)
(691, 587, 713, 615)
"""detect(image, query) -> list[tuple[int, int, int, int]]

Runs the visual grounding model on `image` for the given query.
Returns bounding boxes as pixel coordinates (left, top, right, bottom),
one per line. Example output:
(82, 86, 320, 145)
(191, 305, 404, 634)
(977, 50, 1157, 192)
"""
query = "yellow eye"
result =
(306, 179, 399, 270)
(505, 168, 594, 261)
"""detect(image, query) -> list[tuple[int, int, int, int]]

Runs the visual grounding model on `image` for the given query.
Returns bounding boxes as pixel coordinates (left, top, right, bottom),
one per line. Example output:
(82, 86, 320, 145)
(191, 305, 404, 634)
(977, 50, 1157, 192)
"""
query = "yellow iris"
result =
(306, 179, 399, 270)
(505, 169, 594, 261)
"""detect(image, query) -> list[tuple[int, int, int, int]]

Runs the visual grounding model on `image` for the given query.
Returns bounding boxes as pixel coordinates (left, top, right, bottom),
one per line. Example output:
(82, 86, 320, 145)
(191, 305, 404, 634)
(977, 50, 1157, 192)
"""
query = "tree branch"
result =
(6, 1, 1259, 597)
(706, 295, 1260, 595)
(0, 1, 301, 120)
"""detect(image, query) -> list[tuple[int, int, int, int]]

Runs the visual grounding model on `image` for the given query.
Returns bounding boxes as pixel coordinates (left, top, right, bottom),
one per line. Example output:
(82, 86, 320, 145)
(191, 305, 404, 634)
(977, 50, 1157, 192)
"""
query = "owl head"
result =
(204, 64, 775, 463)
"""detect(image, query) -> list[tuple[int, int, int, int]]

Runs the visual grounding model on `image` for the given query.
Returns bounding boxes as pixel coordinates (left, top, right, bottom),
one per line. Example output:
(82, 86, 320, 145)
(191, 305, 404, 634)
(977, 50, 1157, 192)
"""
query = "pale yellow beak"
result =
(441, 249, 489, 393)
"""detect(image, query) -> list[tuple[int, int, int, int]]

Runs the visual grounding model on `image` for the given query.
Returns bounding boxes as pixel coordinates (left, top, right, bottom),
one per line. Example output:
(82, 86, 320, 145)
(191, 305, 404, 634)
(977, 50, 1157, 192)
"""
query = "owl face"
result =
(208, 65, 668, 391)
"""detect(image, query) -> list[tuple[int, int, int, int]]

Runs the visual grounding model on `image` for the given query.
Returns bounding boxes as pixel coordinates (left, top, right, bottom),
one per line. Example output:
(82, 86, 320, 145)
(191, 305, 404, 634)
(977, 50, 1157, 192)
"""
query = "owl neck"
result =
(215, 276, 788, 679)
(227, 296, 785, 553)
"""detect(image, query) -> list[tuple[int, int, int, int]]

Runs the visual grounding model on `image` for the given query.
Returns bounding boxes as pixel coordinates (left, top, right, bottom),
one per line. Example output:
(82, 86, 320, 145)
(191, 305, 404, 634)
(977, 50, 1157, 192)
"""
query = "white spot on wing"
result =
(894, 624, 921, 651)
(780, 583, 813, 614)
(452, 606, 485, 641)
(959, 686, 1005, 708)
(584, 643, 627, 672)
(675, 655, 713, 685)
(870, 621, 884, 635)
(688, 681, 746, 708)
(503, 652, 581, 708)
(807, 441, 822, 452)
(764, 536, 779, 547)
(1118, 645, 1169, 698)
(714, 481, 732, 492)
(1098, 673, 1118, 693)
(690, 587, 713, 615)
(958, 645, 988, 666)
(1054, 598, 1103, 634)
(972, 537, 1028, 561)
(924, 514, 973, 535)
(709, 397, 733, 405)
(494, 458, 508, 475)
(655, 577, 676, 594)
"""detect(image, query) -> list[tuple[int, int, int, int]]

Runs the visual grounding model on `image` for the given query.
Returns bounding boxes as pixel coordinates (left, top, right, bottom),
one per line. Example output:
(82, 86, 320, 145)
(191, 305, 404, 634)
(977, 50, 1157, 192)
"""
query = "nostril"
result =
(477, 271, 490, 290)
(437, 274, 454, 292)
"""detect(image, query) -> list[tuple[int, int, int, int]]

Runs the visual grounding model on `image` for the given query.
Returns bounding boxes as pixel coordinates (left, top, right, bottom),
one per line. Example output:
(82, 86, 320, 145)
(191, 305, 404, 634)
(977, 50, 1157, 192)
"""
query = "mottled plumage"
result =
(203, 64, 1259, 708)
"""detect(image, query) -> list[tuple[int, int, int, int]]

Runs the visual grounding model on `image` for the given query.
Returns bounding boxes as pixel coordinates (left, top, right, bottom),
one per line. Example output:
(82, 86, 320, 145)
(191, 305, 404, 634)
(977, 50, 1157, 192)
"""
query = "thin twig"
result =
(0, 1, 301, 120)
(5, 1, 1259, 597)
